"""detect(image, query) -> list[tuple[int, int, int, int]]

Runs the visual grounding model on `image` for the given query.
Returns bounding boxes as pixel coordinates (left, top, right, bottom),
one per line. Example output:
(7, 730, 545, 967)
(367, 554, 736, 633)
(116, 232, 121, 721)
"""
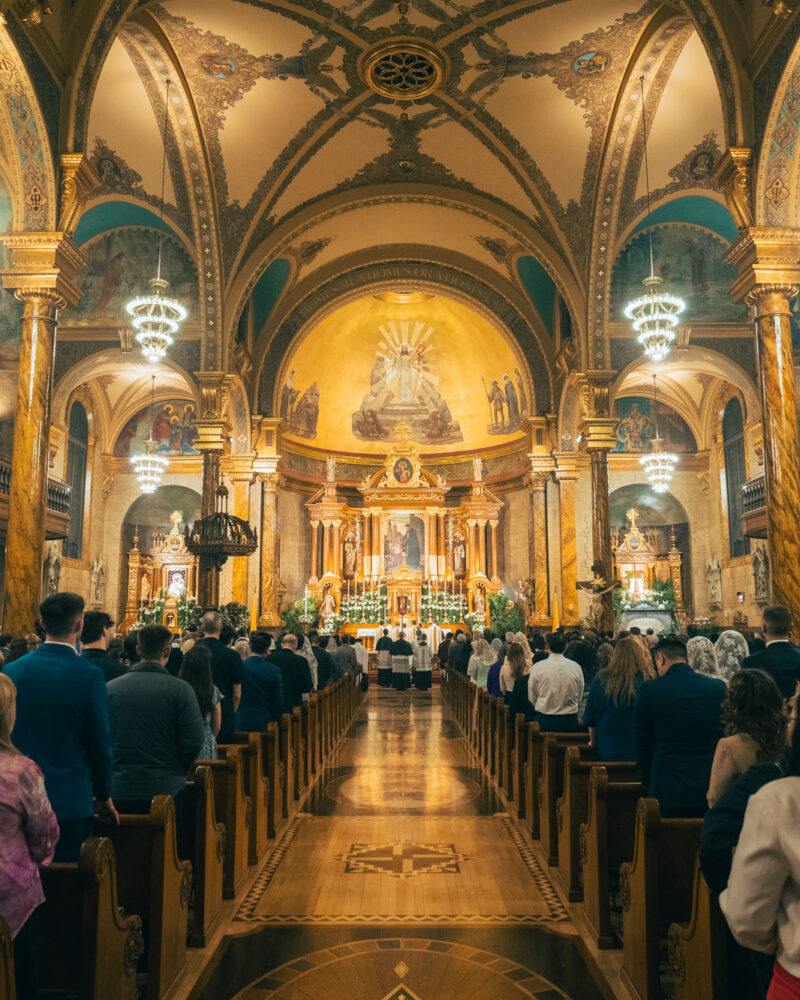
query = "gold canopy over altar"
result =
(305, 426, 504, 627)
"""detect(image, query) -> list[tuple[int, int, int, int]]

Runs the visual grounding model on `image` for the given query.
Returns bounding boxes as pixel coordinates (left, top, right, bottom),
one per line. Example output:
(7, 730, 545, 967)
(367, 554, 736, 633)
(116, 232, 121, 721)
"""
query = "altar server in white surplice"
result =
(413, 629, 432, 691)
(376, 628, 393, 688)
(390, 632, 414, 691)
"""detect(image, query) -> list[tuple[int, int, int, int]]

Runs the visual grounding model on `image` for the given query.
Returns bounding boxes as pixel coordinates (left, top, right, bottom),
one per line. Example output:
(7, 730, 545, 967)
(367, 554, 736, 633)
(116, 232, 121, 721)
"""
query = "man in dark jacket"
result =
(199, 611, 244, 742)
(333, 635, 359, 676)
(310, 631, 337, 688)
(268, 633, 313, 714)
(235, 632, 284, 729)
(633, 634, 725, 817)
(80, 610, 126, 682)
(436, 632, 452, 666)
(742, 604, 800, 700)
(106, 624, 204, 846)
(7, 592, 117, 861)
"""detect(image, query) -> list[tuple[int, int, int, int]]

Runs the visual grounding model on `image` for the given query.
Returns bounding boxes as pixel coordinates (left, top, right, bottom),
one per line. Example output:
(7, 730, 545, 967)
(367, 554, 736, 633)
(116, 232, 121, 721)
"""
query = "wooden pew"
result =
(308, 693, 319, 776)
(502, 707, 515, 801)
(184, 765, 225, 947)
(580, 766, 645, 949)
(512, 713, 528, 819)
(204, 748, 252, 899)
(557, 749, 637, 901)
(0, 916, 14, 1000)
(37, 837, 143, 1000)
(620, 798, 703, 1000)
(260, 722, 283, 837)
(224, 733, 269, 864)
(488, 697, 498, 776)
(95, 797, 190, 1000)
(292, 705, 305, 800)
(668, 859, 729, 1000)
(538, 733, 594, 866)
(280, 712, 295, 817)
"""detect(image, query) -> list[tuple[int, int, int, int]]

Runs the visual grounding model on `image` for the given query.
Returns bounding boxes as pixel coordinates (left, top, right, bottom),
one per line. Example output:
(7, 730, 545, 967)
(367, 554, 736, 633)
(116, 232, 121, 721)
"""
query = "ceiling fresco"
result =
(277, 294, 532, 455)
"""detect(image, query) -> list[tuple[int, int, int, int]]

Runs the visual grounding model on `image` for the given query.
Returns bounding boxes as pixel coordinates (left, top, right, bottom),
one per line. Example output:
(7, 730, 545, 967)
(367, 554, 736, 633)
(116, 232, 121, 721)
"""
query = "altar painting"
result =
(383, 514, 425, 574)
(613, 397, 696, 453)
(114, 400, 200, 456)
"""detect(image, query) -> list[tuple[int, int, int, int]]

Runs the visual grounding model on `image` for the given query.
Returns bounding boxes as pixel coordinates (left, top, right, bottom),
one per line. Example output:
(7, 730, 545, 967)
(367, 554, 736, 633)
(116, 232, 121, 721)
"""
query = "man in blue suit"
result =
(741, 604, 800, 700)
(7, 592, 117, 861)
(633, 633, 725, 818)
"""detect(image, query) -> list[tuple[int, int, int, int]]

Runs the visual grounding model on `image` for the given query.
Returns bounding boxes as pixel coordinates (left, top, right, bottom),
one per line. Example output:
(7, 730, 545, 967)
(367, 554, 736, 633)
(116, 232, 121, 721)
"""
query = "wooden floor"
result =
(178, 686, 612, 1000)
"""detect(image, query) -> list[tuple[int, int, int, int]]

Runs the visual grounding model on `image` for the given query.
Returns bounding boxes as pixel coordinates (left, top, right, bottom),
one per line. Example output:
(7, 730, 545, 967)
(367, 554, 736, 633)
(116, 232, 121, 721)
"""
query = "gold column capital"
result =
(553, 454, 581, 482)
(528, 470, 551, 492)
(726, 227, 800, 302)
(195, 371, 234, 420)
(744, 283, 799, 314)
(713, 148, 753, 232)
(221, 452, 255, 480)
(58, 154, 100, 237)
(582, 417, 618, 453)
(259, 471, 284, 494)
(0, 232, 86, 306)
(193, 420, 229, 453)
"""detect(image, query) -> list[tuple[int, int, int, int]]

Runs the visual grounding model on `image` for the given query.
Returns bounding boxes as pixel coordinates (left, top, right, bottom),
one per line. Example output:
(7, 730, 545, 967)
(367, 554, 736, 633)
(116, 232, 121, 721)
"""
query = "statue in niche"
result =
(90, 558, 105, 606)
(42, 545, 61, 598)
(453, 536, 466, 576)
(139, 573, 151, 604)
(343, 533, 357, 578)
(167, 572, 186, 600)
(320, 587, 336, 619)
(752, 544, 770, 604)
(326, 455, 336, 483)
(706, 556, 722, 609)
(472, 455, 484, 482)
(473, 588, 485, 617)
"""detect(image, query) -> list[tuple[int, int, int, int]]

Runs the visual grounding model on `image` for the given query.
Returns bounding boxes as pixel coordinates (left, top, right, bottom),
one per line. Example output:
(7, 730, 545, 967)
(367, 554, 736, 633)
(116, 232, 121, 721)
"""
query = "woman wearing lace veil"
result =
(688, 635, 726, 682)
(715, 630, 750, 684)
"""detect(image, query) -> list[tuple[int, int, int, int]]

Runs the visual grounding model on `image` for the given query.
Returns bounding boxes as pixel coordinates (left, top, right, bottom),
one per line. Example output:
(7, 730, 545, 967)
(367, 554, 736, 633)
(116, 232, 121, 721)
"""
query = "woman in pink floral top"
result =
(0, 672, 59, 1000)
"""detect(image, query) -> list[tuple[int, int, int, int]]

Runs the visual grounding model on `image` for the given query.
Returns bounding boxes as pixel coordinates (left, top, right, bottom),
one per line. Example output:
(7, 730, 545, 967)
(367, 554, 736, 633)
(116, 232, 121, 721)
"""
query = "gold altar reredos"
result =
(277, 294, 533, 456)
(305, 426, 504, 623)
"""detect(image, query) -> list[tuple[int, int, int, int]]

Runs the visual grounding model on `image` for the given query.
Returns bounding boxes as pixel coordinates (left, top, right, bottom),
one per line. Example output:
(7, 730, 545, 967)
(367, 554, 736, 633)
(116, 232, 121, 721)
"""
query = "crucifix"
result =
(576, 560, 622, 630)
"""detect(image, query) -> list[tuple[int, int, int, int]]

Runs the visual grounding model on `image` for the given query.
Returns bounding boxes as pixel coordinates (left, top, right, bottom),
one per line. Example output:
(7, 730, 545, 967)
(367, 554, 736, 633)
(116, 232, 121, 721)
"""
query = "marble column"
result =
(529, 472, 550, 625)
(258, 472, 284, 628)
(478, 519, 487, 577)
(310, 521, 319, 582)
(748, 285, 800, 631)
(231, 472, 253, 606)
(490, 520, 499, 583)
(321, 520, 330, 577)
(555, 467, 580, 626)
(589, 448, 614, 632)
(437, 512, 446, 577)
(198, 450, 221, 608)
(4, 291, 63, 634)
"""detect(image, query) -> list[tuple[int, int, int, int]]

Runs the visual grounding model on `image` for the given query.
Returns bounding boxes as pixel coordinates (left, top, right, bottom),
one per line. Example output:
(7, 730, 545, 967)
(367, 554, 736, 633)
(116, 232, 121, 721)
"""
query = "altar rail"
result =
(0, 454, 72, 539)
(741, 475, 766, 539)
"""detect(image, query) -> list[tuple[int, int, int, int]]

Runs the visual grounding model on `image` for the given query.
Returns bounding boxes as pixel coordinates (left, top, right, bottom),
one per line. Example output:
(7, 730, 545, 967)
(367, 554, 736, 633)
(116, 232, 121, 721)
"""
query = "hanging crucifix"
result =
(576, 560, 622, 630)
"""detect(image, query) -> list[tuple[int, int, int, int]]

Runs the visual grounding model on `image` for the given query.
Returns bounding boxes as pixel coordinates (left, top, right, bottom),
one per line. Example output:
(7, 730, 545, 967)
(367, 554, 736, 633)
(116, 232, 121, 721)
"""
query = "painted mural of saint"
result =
(616, 403, 653, 452)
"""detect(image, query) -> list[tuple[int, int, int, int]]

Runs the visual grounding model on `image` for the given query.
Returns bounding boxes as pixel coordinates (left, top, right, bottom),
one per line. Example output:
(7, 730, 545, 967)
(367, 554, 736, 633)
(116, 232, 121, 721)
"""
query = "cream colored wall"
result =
(498, 486, 529, 590)
(278, 487, 310, 608)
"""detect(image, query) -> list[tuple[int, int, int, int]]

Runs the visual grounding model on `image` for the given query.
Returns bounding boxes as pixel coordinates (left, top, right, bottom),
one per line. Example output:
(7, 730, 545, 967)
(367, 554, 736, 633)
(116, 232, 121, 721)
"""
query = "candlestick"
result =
(304, 586, 308, 616)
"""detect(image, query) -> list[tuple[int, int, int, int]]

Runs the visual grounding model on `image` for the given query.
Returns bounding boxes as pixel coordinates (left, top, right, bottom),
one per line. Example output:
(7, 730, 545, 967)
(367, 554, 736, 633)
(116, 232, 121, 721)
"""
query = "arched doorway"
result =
(610, 484, 692, 619)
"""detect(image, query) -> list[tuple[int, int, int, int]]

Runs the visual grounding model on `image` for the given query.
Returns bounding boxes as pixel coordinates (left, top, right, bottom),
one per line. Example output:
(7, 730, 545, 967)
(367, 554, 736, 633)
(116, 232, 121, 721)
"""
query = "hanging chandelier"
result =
(130, 375, 168, 494)
(125, 79, 187, 364)
(624, 76, 684, 362)
(640, 374, 678, 493)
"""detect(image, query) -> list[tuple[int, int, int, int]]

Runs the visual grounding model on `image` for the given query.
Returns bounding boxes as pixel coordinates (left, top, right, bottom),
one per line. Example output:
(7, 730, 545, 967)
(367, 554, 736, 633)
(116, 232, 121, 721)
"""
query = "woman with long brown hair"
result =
(583, 636, 643, 761)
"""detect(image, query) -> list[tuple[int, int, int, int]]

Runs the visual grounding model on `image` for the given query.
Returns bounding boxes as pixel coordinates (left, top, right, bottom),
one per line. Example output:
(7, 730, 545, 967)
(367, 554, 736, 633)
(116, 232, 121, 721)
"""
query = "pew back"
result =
(0, 917, 13, 1000)
(184, 766, 225, 947)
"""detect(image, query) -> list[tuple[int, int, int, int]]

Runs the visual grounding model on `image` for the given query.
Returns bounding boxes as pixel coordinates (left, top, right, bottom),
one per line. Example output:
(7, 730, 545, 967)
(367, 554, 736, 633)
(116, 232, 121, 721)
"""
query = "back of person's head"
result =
(39, 592, 84, 640)
(137, 624, 173, 662)
(723, 669, 787, 761)
(25, 633, 40, 651)
(4, 638, 28, 664)
(123, 631, 140, 664)
(282, 633, 298, 650)
(179, 643, 214, 717)
(399, 631, 405, 640)
(646, 628, 654, 636)
(546, 632, 567, 654)
(234, 637, 251, 658)
(220, 624, 235, 647)
(652, 634, 688, 672)
(81, 610, 113, 645)
(309, 631, 320, 645)
(507, 642, 525, 679)
(201, 611, 222, 637)
(764, 605, 792, 639)
(383, 629, 389, 636)
(0, 673, 18, 753)
(250, 631, 272, 656)
(0, 633, 11, 648)
(532, 634, 545, 650)
(565, 640, 597, 682)
(596, 642, 614, 670)
(603, 637, 642, 707)
(629, 626, 641, 636)
(108, 637, 124, 661)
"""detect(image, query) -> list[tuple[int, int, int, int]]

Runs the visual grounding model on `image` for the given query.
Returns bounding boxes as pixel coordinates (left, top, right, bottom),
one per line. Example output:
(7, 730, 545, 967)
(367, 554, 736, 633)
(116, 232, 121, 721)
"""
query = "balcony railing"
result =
(741, 475, 766, 539)
(0, 454, 71, 536)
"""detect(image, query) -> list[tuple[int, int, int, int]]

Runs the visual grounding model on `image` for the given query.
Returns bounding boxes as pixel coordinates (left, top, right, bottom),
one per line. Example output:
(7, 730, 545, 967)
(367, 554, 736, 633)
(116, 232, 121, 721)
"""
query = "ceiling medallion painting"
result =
(361, 39, 447, 100)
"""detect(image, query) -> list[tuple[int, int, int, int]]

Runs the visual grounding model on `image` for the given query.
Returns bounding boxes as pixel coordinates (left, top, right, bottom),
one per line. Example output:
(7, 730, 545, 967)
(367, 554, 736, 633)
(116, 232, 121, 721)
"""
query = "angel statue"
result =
(576, 561, 621, 629)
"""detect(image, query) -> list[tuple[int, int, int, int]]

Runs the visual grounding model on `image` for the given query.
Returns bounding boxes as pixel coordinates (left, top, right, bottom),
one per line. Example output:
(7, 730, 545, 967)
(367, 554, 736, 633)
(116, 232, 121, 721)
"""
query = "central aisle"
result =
(196, 687, 607, 1000)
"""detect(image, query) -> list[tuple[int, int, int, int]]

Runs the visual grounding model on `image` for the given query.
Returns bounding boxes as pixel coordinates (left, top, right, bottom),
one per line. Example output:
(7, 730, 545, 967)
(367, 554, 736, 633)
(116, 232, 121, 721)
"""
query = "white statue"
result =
(326, 455, 336, 483)
(753, 545, 770, 604)
(705, 557, 722, 608)
(168, 572, 186, 599)
(472, 455, 483, 482)
(90, 558, 105, 605)
(320, 589, 336, 618)
(473, 588, 485, 617)
(42, 544, 61, 598)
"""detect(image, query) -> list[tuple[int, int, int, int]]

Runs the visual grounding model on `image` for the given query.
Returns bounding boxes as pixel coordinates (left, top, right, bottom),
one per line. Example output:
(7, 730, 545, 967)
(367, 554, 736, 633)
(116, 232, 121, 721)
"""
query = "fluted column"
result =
(4, 291, 63, 633)
(749, 285, 800, 625)
(555, 463, 580, 626)
(478, 519, 487, 577)
(310, 520, 319, 582)
(529, 472, 550, 625)
(225, 459, 255, 606)
(321, 520, 331, 576)
(258, 472, 284, 628)
(490, 520, 499, 583)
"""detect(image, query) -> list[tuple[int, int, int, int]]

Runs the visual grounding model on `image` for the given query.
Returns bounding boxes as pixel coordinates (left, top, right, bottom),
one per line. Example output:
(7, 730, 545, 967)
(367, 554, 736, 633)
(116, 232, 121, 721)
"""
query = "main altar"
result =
(305, 427, 504, 628)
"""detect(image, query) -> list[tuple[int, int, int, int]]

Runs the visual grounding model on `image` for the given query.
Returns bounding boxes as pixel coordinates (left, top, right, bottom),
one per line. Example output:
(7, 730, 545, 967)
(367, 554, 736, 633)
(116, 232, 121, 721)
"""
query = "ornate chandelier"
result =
(640, 375, 677, 493)
(625, 76, 684, 362)
(130, 376, 168, 494)
(125, 79, 187, 364)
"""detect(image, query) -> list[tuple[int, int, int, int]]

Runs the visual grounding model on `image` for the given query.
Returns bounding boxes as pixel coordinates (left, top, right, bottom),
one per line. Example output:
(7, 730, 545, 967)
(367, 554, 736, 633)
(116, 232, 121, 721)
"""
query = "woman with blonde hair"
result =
(0, 673, 59, 1000)
(468, 637, 495, 689)
(508, 643, 535, 721)
(500, 633, 532, 695)
(234, 637, 252, 661)
(583, 636, 643, 760)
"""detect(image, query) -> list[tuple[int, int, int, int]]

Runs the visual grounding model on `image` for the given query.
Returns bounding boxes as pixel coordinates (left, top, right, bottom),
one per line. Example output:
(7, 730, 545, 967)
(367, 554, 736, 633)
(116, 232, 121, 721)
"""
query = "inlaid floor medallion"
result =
(335, 841, 471, 878)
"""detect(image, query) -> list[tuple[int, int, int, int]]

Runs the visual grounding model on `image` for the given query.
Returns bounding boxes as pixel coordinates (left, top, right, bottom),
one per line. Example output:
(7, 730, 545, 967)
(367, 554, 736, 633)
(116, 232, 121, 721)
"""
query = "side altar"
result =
(305, 427, 505, 628)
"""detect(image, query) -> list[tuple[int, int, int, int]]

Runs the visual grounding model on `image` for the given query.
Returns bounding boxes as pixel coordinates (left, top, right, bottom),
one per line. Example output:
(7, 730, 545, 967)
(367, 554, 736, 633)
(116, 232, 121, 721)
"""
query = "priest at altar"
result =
(376, 629, 393, 688)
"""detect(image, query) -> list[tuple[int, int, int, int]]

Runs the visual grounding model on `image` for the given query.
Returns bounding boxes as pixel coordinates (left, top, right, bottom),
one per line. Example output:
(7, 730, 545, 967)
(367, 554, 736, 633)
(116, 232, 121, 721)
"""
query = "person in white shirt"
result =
(721, 704, 800, 997)
(352, 637, 368, 674)
(526, 632, 584, 732)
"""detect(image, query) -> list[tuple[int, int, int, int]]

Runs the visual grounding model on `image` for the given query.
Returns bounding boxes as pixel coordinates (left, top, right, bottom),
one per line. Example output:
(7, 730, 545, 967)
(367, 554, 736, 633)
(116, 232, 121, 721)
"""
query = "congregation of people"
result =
(447, 604, 800, 1000)
(0, 593, 364, 1000)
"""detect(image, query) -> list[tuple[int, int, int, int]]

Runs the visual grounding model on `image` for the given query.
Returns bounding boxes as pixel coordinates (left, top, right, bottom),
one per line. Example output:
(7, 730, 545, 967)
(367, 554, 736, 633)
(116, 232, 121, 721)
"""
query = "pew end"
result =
(668, 858, 729, 1000)
(184, 765, 225, 948)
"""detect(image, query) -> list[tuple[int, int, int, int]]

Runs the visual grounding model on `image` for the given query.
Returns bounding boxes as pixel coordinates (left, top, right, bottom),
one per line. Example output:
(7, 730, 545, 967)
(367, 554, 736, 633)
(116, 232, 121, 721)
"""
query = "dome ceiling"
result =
(85, 0, 729, 300)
